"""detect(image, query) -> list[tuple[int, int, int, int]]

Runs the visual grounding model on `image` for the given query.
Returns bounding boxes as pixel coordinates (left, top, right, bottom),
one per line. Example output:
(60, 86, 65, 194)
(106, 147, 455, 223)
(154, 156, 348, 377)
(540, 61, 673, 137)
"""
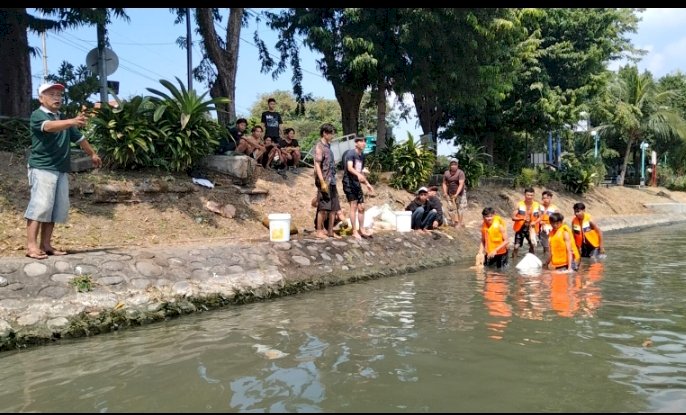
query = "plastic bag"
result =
(515, 252, 542, 274)
(529, 226, 538, 248)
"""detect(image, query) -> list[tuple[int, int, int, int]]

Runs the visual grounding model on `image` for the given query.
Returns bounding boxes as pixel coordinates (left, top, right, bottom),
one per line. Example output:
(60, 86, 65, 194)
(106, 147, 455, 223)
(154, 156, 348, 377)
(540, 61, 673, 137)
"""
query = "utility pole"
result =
(97, 22, 108, 103)
(41, 32, 48, 82)
(186, 8, 193, 91)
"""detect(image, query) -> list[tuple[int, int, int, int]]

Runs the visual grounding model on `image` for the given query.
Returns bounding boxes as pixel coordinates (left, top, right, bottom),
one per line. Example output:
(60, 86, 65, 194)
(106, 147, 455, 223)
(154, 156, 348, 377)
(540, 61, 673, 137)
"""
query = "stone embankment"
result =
(1, 206, 685, 353)
(0, 231, 465, 352)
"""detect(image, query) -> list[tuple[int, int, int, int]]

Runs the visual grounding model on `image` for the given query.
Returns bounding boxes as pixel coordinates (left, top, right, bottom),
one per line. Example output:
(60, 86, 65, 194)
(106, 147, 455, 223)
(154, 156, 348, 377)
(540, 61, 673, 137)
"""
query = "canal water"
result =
(0, 223, 685, 412)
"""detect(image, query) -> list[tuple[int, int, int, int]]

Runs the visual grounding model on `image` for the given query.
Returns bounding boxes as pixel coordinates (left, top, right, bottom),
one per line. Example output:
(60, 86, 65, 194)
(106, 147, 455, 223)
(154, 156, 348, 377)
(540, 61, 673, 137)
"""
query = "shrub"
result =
(389, 132, 436, 192)
(514, 167, 537, 189)
(87, 96, 158, 169)
(146, 78, 230, 173)
(455, 143, 491, 189)
(559, 153, 597, 194)
(0, 118, 30, 153)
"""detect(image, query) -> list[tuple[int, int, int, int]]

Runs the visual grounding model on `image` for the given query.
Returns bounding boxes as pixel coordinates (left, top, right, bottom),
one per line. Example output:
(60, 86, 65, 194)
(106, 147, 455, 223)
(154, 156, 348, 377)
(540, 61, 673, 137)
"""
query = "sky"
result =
(27, 8, 686, 156)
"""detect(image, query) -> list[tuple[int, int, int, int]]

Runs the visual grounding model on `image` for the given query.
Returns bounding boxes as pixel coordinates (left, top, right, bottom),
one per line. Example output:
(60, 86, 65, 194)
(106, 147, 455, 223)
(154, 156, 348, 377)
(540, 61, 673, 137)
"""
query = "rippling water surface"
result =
(0, 224, 685, 412)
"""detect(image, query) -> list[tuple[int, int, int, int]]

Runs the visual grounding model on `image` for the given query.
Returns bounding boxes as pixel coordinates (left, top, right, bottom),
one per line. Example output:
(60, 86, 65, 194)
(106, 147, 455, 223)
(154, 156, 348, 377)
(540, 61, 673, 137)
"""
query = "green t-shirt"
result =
(29, 108, 83, 172)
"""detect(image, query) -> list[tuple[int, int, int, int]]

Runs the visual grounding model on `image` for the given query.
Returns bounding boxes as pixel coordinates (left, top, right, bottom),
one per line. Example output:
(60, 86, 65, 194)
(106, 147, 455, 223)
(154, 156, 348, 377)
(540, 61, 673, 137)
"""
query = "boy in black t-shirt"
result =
(260, 98, 283, 141)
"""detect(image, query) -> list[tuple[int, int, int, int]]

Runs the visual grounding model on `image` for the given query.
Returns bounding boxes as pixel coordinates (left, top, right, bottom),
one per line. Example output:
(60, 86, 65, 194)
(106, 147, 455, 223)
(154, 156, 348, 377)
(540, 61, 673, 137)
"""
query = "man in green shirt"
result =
(24, 82, 102, 259)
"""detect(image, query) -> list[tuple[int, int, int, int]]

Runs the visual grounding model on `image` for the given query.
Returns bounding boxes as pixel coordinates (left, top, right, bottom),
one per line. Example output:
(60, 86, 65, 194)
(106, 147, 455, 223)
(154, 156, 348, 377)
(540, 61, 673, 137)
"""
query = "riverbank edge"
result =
(0, 212, 684, 353)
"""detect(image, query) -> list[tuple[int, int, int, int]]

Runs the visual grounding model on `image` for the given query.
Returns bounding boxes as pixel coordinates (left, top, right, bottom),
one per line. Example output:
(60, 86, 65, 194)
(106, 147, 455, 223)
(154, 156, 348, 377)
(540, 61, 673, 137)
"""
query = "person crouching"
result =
(405, 187, 437, 234)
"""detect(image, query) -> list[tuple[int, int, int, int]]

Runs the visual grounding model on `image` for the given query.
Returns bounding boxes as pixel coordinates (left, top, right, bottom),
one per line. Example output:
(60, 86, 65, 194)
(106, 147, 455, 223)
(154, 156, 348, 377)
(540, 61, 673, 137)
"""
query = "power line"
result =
(213, 11, 327, 81)
(53, 32, 177, 85)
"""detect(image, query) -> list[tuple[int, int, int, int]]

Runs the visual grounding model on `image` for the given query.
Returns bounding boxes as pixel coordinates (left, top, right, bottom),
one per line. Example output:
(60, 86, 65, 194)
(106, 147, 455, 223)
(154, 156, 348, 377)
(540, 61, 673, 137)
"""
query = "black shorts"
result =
(343, 180, 364, 204)
(580, 243, 600, 258)
(514, 223, 533, 248)
(485, 251, 509, 269)
(317, 184, 340, 212)
(552, 261, 579, 271)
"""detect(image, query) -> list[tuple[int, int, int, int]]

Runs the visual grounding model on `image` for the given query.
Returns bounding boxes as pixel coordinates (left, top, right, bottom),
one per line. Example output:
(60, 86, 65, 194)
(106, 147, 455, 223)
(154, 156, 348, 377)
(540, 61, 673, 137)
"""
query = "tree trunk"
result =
(483, 132, 494, 164)
(375, 79, 387, 150)
(413, 90, 442, 154)
(616, 136, 635, 186)
(196, 7, 242, 126)
(0, 8, 32, 118)
(333, 83, 363, 136)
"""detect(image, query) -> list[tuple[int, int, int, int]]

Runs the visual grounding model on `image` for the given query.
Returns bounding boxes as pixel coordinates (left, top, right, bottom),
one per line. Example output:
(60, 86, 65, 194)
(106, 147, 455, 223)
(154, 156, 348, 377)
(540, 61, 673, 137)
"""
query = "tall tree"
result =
(441, 8, 642, 170)
(350, 8, 405, 150)
(262, 8, 377, 136)
(657, 71, 686, 170)
(394, 8, 522, 145)
(602, 65, 686, 186)
(0, 8, 126, 118)
(188, 8, 243, 126)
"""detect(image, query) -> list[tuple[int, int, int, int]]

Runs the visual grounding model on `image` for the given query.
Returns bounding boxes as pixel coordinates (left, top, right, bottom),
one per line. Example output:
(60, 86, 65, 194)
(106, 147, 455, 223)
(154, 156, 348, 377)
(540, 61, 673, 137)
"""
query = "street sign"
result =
(86, 47, 119, 77)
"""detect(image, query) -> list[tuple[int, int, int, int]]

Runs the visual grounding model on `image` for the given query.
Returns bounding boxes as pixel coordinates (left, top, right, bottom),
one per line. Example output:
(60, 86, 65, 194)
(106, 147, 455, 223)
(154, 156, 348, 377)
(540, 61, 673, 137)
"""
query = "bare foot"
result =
(26, 250, 48, 260)
(360, 231, 373, 239)
(315, 232, 329, 239)
(330, 233, 343, 239)
(352, 231, 362, 240)
(42, 246, 68, 256)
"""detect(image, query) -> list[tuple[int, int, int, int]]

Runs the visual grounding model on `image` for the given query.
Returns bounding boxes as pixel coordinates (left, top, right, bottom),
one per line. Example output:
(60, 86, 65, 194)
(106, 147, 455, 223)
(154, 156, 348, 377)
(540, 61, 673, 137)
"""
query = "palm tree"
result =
(602, 65, 686, 186)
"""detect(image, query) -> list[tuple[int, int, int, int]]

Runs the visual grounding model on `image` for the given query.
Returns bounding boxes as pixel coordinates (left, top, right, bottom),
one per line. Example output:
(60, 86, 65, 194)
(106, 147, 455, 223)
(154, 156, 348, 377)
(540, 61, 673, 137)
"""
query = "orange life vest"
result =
(549, 224, 580, 268)
(513, 201, 540, 232)
(482, 215, 508, 255)
(571, 212, 600, 248)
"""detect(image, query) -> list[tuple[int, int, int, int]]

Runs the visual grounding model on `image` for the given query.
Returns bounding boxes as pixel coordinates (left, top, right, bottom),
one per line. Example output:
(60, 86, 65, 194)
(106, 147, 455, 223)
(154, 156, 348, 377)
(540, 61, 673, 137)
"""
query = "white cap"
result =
(38, 82, 65, 95)
(449, 158, 458, 164)
(416, 186, 429, 195)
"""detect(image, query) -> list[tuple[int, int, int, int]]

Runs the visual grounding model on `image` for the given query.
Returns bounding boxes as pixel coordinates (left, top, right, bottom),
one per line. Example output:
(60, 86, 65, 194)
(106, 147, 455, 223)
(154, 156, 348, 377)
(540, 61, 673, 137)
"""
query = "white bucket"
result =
(268, 213, 291, 242)
(395, 211, 412, 232)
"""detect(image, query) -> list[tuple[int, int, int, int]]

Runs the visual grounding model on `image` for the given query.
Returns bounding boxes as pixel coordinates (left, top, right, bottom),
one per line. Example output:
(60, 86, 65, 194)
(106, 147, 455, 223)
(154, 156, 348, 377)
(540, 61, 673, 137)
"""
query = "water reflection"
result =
(478, 261, 605, 340)
(230, 334, 326, 412)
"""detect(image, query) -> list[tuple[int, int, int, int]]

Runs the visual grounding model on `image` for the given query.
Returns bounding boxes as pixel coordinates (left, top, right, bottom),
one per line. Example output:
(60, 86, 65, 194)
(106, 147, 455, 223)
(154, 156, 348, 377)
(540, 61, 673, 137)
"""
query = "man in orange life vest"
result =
(571, 202, 605, 258)
(544, 212, 580, 271)
(479, 207, 509, 269)
(511, 187, 541, 259)
(538, 189, 559, 256)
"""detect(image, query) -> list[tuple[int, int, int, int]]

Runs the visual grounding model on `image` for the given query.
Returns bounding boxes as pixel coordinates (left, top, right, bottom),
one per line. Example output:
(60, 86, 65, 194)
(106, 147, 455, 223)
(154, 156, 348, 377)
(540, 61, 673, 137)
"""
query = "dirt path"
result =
(2, 150, 684, 257)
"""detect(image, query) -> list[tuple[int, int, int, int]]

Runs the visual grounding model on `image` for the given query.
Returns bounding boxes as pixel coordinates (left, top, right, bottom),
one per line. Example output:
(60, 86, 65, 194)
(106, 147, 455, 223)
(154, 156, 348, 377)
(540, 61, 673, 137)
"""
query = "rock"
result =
(205, 200, 236, 218)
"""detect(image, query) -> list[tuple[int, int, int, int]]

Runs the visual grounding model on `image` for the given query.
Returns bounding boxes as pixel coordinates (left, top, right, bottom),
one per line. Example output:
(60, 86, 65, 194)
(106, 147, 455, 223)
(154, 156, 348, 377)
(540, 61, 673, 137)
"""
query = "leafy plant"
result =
(514, 167, 537, 189)
(372, 135, 397, 172)
(455, 143, 492, 189)
(389, 132, 436, 192)
(146, 77, 230, 172)
(70, 274, 95, 293)
(559, 153, 598, 194)
(87, 95, 158, 169)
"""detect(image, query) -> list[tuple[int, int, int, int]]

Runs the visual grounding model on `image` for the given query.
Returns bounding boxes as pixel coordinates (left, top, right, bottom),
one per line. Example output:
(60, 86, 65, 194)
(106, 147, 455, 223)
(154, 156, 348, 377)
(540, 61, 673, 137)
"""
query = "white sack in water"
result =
(515, 252, 542, 273)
